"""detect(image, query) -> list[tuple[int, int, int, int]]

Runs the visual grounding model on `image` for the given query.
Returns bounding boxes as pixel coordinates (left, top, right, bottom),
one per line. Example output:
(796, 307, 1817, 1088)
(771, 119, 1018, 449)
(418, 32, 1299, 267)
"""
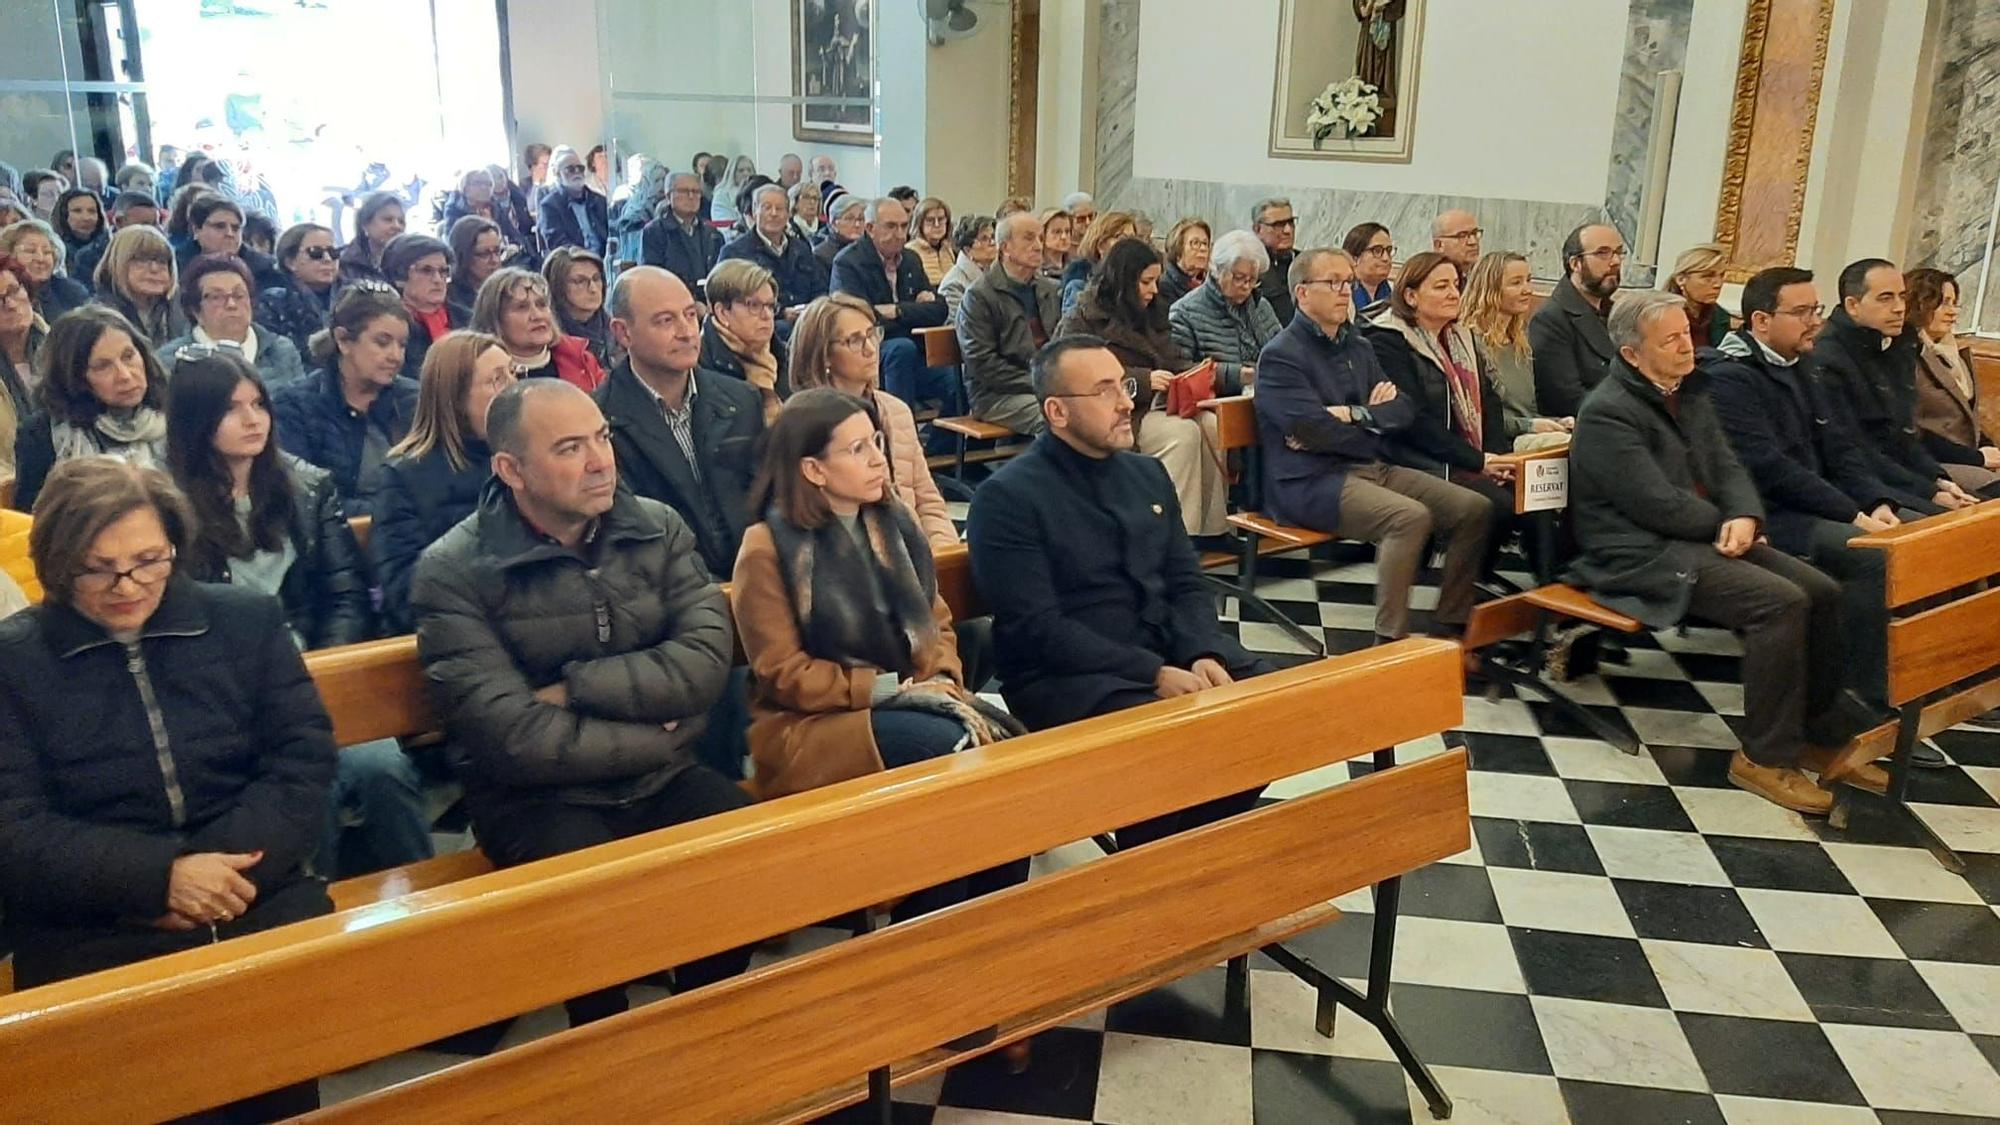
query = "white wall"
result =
(508, 0, 606, 156)
(1654, 0, 1748, 267)
(1036, 0, 1097, 205)
(1130, 0, 1629, 204)
(923, 23, 1013, 212)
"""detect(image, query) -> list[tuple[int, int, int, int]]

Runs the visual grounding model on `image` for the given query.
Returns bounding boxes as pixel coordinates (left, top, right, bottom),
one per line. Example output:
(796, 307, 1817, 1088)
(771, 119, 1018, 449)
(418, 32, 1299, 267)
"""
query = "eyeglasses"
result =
(568, 273, 606, 289)
(734, 298, 777, 316)
(301, 245, 339, 262)
(1184, 239, 1211, 251)
(1440, 229, 1483, 242)
(1049, 375, 1139, 403)
(200, 288, 251, 307)
(1582, 247, 1628, 262)
(833, 326, 885, 353)
(1258, 217, 1297, 230)
(473, 246, 507, 262)
(409, 265, 452, 281)
(1776, 303, 1825, 321)
(74, 552, 174, 594)
(1363, 244, 1396, 258)
(559, 164, 586, 176)
(820, 430, 887, 460)
(1296, 278, 1348, 292)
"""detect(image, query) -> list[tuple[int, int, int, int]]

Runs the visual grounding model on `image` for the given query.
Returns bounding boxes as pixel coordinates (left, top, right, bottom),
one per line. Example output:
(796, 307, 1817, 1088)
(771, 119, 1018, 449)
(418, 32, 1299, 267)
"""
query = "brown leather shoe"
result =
(1729, 751, 1835, 815)
(1799, 745, 1890, 796)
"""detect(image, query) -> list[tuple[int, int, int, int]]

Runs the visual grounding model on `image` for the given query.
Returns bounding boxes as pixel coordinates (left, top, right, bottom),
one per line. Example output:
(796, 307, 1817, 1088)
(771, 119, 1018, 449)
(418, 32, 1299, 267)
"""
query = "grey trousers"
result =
(1333, 464, 1492, 638)
(1684, 544, 1844, 768)
(971, 392, 1046, 435)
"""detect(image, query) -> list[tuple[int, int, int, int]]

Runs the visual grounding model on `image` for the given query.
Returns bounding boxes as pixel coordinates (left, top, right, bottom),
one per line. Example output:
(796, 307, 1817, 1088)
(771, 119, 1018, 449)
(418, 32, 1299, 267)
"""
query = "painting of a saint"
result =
(1353, 0, 1407, 134)
(794, 0, 874, 143)
(1269, 0, 1424, 162)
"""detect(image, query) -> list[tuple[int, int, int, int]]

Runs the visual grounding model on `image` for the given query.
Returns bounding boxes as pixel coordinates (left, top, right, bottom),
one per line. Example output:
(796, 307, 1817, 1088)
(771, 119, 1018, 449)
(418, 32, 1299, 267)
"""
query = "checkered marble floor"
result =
(324, 542, 2000, 1123)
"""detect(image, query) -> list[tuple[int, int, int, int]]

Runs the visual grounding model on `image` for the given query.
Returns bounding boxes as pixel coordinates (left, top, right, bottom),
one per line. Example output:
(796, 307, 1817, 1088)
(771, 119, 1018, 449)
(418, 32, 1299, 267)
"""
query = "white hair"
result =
(1061, 191, 1093, 211)
(1209, 230, 1270, 277)
(996, 210, 1040, 245)
(1608, 290, 1688, 352)
(753, 183, 789, 210)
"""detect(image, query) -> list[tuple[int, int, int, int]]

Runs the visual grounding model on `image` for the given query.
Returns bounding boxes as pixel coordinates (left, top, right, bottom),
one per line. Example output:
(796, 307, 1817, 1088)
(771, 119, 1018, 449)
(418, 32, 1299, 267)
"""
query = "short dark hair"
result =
(381, 232, 452, 285)
(110, 190, 157, 217)
(1740, 266, 1814, 320)
(1388, 251, 1458, 324)
(747, 386, 881, 529)
(352, 190, 403, 243)
(188, 193, 244, 230)
(1342, 221, 1389, 260)
(1838, 258, 1897, 303)
(178, 253, 256, 321)
(242, 211, 277, 249)
(950, 213, 995, 253)
(29, 458, 193, 605)
(275, 221, 331, 268)
(484, 378, 549, 458)
(1031, 334, 1110, 399)
(35, 304, 168, 424)
(887, 185, 921, 207)
(1560, 223, 1591, 271)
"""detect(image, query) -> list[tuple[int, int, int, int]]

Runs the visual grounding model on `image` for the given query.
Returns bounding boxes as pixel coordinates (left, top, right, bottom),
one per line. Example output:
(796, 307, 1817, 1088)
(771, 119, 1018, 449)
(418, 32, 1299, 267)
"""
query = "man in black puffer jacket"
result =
(411, 378, 751, 1026)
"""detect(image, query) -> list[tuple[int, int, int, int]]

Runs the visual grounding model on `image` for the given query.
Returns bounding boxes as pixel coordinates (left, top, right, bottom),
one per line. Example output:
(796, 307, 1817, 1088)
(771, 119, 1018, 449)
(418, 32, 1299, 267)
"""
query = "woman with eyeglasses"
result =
(165, 352, 435, 881)
(469, 266, 604, 392)
(374, 330, 515, 632)
(446, 215, 510, 312)
(11, 305, 170, 512)
(787, 181, 823, 244)
(544, 246, 614, 369)
(1055, 238, 1228, 541)
(938, 213, 995, 321)
(699, 258, 788, 424)
(0, 218, 91, 323)
(258, 222, 339, 357)
(1665, 243, 1733, 348)
(0, 254, 47, 480)
(270, 283, 417, 517)
(161, 253, 307, 389)
(0, 458, 335, 1120)
(788, 293, 955, 549)
(1166, 229, 1279, 399)
(88, 225, 184, 346)
(442, 169, 531, 273)
(1462, 250, 1572, 451)
(1036, 207, 1072, 281)
(1343, 222, 1397, 314)
(52, 187, 107, 267)
(906, 198, 956, 288)
(337, 191, 405, 287)
(381, 232, 468, 379)
(1156, 218, 1211, 309)
(814, 193, 866, 272)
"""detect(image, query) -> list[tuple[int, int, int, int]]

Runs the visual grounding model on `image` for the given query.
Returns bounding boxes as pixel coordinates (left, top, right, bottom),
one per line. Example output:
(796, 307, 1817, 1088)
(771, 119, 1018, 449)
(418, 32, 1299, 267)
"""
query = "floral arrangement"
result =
(1307, 76, 1382, 147)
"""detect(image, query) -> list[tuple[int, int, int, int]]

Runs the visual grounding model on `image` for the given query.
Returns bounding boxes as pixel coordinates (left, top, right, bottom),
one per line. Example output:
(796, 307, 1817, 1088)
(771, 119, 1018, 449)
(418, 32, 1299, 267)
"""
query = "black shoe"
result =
(1959, 708, 2000, 733)
(1912, 740, 1950, 770)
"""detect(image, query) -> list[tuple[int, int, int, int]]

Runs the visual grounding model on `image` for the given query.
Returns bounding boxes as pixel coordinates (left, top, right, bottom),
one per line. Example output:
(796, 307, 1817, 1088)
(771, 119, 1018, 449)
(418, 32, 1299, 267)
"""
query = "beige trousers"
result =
(1137, 410, 1228, 537)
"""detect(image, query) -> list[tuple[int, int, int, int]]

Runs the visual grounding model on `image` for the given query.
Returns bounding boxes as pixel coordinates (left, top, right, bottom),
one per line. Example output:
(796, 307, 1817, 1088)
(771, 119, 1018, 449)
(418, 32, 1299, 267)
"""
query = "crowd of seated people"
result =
(6, 133, 2000, 1118)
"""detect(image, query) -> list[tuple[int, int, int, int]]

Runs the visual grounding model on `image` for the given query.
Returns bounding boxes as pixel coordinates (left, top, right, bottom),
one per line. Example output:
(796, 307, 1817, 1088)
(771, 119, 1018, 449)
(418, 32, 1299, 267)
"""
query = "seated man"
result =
(1430, 208, 1482, 275)
(1815, 258, 1983, 510)
(716, 183, 828, 331)
(967, 335, 1268, 848)
(1567, 291, 1870, 812)
(830, 196, 956, 414)
(1251, 198, 1298, 324)
(535, 148, 609, 256)
(640, 172, 724, 293)
(411, 378, 751, 1026)
(1254, 247, 1490, 642)
(1530, 222, 1624, 418)
(957, 211, 1061, 435)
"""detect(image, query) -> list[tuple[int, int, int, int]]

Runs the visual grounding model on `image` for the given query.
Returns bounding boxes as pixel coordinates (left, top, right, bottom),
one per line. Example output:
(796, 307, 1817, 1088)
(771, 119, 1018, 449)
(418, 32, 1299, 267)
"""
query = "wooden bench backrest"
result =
(1492, 443, 1572, 515)
(1854, 501, 2000, 705)
(1205, 394, 1257, 452)
(916, 324, 962, 367)
(318, 750, 1469, 1122)
(0, 639, 1464, 1121)
(1970, 337, 2000, 440)
(304, 544, 979, 747)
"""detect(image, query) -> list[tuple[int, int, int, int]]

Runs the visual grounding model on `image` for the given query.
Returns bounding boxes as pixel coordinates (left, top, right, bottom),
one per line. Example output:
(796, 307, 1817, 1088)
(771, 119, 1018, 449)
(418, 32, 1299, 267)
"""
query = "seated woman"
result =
(787, 180, 822, 244)
(544, 246, 613, 369)
(906, 197, 956, 288)
(788, 294, 956, 549)
(440, 167, 530, 267)
(374, 330, 513, 631)
(1665, 244, 1733, 347)
(162, 253, 307, 388)
(257, 222, 338, 357)
(12, 305, 168, 512)
(270, 283, 417, 517)
(1343, 222, 1396, 314)
(164, 351, 433, 880)
(938, 212, 995, 320)
(446, 216, 507, 312)
(1156, 218, 1211, 308)
(0, 254, 47, 481)
(0, 218, 90, 322)
(1056, 238, 1229, 541)
(814, 194, 866, 272)
(1461, 250, 1572, 451)
(338, 191, 405, 287)
(1060, 210, 1139, 315)
(89, 224, 184, 345)
(1362, 252, 1520, 574)
(381, 232, 468, 379)
(700, 258, 788, 423)
(730, 387, 1026, 919)
(469, 266, 605, 391)
(51, 187, 107, 269)
(1907, 266, 2000, 493)
(1036, 206, 1072, 280)
(0, 460, 334, 1084)
(1167, 229, 1279, 397)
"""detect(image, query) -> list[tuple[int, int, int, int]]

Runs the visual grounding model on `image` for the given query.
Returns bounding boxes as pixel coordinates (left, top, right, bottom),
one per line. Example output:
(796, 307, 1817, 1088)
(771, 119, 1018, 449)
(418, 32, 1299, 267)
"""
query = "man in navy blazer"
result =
(640, 172, 724, 294)
(537, 152, 609, 257)
(830, 196, 957, 413)
(1253, 247, 1489, 641)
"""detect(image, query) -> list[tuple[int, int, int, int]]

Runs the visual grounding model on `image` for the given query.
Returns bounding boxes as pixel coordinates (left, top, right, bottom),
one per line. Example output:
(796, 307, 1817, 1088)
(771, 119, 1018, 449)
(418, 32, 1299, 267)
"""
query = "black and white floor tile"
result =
(326, 542, 2000, 1123)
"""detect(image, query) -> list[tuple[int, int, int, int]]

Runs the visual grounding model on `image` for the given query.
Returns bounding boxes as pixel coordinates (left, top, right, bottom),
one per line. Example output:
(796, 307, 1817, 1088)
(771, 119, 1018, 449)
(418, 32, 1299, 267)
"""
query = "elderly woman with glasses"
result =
(90, 224, 185, 345)
(0, 461, 335, 1115)
(1156, 219, 1210, 309)
(1167, 229, 1281, 398)
(381, 232, 468, 378)
(469, 265, 604, 391)
(700, 258, 788, 424)
(0, 217, 91, 322)
(162, 253, 307, 388)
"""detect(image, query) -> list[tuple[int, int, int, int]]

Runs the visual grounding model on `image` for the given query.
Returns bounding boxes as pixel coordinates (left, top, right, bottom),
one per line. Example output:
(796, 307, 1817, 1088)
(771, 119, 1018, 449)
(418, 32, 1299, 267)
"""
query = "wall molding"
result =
(1712, 0, 1835, 280)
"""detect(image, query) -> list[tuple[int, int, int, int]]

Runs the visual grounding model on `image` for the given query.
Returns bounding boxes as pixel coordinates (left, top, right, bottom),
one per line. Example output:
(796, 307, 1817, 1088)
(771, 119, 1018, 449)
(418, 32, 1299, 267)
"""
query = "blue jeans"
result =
(319, 738, 435, 878)
(869, 708, 1026, 920)
(880, 337, 962, 416)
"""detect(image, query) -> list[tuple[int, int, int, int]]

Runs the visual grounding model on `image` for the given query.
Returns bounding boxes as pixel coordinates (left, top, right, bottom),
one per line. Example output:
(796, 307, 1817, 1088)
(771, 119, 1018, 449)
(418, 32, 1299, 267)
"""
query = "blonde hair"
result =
(391, 330, 507, 471)
(1074, 210, 1139, 264)
(93, 224, 177, 302)
(469, 267, 550, 338)
(1461, 251, 1531, 356)
(0, 219, 64, 273)
(1666, 243, 1727, 297)
(704, 257, 776, 308)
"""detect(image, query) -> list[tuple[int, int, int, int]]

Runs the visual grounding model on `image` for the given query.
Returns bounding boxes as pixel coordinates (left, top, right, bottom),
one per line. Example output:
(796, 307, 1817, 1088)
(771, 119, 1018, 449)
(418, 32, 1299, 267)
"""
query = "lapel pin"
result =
(1151, 504, 1163, 515)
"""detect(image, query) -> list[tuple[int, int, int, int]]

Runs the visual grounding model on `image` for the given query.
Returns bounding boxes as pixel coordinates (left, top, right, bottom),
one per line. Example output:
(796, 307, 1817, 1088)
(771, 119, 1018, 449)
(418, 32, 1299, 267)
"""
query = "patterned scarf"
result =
(50, 406, 167, 467)
(1430, 328, 1483, 449)
(765, 500, 938, 676)
(713, 317, 783, 424)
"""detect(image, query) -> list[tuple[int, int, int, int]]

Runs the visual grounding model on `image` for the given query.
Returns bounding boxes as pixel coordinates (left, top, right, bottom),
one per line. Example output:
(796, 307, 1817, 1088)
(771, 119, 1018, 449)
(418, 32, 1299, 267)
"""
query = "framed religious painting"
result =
(793, 0, 875, 144)
(1269, 0, 1425, 163)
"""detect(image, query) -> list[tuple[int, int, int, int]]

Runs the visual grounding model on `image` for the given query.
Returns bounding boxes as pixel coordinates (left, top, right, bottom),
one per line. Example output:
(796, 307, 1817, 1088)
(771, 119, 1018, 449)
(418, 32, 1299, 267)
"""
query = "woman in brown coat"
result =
(731, 388, 1025, 921)
(1906, 267, 2000, 492)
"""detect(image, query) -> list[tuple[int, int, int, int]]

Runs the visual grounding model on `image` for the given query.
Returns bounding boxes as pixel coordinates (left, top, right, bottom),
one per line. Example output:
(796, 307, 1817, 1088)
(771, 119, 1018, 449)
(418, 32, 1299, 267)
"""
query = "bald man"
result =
(1431, 209, 1482, 273)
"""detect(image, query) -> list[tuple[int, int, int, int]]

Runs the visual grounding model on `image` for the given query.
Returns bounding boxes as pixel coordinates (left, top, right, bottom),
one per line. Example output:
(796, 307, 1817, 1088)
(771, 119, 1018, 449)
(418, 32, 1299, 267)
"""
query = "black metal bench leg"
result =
(1481, 611, 1642, 755)
(1887, 704, 1966, 872)
(1208, 538, 1326, 657)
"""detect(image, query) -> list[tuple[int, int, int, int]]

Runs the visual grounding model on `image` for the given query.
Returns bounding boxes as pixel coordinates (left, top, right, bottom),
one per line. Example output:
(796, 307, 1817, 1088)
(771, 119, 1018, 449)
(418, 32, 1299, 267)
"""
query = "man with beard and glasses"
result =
(1531, 223, 1625, 417)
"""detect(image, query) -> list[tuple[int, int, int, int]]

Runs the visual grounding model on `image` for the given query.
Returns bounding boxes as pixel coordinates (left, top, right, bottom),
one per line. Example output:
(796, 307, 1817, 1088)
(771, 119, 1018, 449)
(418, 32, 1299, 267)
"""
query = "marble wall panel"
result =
(1906, 0, 2000, 333)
